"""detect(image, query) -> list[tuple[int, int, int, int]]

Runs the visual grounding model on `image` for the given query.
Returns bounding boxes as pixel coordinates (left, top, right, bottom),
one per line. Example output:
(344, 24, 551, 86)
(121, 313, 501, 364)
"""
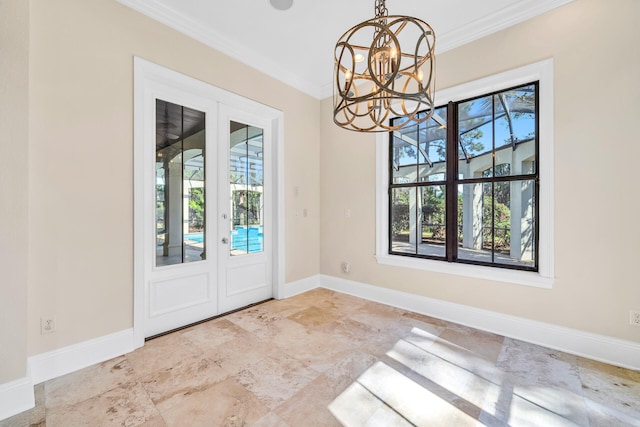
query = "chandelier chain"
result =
(374, 0, 388, 19)
(374, 0, 389, 48)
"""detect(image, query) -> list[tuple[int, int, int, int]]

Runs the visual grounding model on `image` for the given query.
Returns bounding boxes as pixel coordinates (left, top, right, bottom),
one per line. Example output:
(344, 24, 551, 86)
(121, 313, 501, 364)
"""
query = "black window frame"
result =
(388, 81, 540, 272)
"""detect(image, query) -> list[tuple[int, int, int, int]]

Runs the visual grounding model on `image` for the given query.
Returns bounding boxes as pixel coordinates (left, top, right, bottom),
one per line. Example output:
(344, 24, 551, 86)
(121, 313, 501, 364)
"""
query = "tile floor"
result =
(2, 288, 639, 426)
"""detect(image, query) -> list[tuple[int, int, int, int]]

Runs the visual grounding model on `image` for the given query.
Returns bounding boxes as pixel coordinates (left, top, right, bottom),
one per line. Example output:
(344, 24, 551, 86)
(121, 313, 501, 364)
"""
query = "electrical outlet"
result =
(630, 310, 640, 327)
(342, 261, 351, 273)
(41, 316, 56, 334)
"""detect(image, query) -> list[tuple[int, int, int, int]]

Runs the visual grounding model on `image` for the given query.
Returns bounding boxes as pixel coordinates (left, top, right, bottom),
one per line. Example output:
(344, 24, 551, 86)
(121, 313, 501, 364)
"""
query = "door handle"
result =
(221, 237, 229, 244)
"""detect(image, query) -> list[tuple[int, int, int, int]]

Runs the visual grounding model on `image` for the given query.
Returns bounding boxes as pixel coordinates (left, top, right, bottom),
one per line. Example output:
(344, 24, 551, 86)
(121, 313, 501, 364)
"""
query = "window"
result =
(390, 83, 538, 271)
(376, 60, 554, 287)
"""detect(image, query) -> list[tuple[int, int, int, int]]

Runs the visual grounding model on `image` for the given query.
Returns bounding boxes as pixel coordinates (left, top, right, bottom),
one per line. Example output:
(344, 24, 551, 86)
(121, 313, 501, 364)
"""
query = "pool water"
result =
(231, 226, 263, 253)
(185, 226, 263, 253)
(184, 232, 204, 243)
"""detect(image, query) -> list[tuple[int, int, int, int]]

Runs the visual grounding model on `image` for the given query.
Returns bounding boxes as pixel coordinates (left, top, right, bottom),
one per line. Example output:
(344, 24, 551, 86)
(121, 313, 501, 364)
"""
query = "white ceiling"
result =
(118, 0, 572, 99)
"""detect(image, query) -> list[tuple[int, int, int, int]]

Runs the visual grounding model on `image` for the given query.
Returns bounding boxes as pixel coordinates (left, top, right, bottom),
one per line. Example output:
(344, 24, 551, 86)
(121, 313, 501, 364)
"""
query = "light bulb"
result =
(354, 54, 365, 63)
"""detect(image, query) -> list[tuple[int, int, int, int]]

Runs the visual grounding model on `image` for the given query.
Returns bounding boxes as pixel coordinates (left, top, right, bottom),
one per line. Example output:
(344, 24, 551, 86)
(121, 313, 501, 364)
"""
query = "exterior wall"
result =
(0, 0, 29, 383)
(320, 0, 640, 342)
(26, 0, 320, 356)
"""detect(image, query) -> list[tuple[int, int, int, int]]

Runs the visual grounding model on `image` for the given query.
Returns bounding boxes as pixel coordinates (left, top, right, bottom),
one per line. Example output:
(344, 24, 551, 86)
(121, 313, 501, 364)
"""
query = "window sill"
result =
(375, 253, 554, 289)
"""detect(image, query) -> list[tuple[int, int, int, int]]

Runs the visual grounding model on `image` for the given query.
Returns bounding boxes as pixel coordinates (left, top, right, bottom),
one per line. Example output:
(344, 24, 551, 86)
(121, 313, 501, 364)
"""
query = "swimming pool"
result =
(231, 226, 263, 253)
(185, 226, 263, 253)
(184, 232, 205, 243)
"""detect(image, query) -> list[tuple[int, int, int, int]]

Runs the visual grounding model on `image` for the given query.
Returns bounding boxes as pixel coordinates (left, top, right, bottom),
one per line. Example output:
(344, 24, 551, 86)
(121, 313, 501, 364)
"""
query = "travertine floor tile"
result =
(46, 381, 159, 427)
(234, 352, 320, 409)
(137, 415, 168, 427)
(156, 377, 270, 427)
(203, 334, 279, 376)
(489, 338, 589, 426)
(181, 317, 249, 350)
(5, 288, 640, 427)
(320, 317, 404, 357)
(386, 337, 495, 419)
(359, 361, 479, 426)
(224, 304, 295, 333)
(328, 382, 385, 426)
(275, 373, 349, 427)
(45, 355, 136, 409)
(126, 332, 204, 378)
(251, 412, 290, 427)
(437, 326, 505, 363)
(577, 357, 640, 425)
(287, 305, 344, 327)
(139, 353, 229, 405)
(276, 350, 377, 427)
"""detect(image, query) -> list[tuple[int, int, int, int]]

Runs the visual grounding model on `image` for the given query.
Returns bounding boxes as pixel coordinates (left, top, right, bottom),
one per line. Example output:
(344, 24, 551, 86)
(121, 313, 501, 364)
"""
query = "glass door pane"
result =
(229, 121, 264, 256)
(155, 99, 206, 266)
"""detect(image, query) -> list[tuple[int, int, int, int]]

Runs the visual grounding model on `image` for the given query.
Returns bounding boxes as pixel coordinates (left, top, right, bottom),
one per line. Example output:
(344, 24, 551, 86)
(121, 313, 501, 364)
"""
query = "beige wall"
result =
(4, 0, 638, 380)
(0, 0, 30, 383)
(26, 0, 320, 356)
(321, 0, 640, 342)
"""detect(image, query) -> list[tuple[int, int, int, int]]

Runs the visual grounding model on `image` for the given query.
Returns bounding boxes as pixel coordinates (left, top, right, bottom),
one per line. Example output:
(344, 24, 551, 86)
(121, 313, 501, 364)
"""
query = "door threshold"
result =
(145, 298, 273, 341)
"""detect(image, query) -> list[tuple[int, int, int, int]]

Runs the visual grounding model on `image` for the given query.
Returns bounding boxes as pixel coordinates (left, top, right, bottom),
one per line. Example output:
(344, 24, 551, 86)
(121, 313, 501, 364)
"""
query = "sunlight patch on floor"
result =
(329, 361, 479, 426)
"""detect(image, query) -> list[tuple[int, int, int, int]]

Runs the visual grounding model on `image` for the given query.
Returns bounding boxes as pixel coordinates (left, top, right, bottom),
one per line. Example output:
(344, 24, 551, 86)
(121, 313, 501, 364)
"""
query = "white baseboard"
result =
(319, 274, 640, 371)
(29, 328, 136, 385)
(0, 375, 34, 422)
(278, 274, 323, 299)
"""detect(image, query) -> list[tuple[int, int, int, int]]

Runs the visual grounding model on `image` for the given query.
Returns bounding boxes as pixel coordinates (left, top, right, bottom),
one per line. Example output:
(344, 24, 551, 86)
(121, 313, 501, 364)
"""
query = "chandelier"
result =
(333, 0, 436, 132)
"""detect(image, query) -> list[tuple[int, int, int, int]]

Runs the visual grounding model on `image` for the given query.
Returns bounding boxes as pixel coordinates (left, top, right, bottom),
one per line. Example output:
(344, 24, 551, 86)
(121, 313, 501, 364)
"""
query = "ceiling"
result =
(118, 0, 572, 99)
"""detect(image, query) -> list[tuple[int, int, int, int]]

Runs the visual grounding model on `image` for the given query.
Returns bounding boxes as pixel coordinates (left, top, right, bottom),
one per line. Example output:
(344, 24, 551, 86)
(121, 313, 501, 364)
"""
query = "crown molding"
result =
(119, 0, 574, 101)
(117, 0, 324, 99)
(436, 0, 576, 53)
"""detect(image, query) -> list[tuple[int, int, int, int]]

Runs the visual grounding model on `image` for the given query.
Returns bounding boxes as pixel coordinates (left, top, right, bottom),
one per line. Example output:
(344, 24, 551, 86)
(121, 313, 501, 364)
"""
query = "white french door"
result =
(217, 107, 273, 313)
(134, 58, 281, 340)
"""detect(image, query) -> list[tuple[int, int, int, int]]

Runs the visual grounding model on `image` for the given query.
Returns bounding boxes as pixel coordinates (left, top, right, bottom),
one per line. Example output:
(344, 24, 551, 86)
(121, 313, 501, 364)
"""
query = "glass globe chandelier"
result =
(333, 0, 436, 132)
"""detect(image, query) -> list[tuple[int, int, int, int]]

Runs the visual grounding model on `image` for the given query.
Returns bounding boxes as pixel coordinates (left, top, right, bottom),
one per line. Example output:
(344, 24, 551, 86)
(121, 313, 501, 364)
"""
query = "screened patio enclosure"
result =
(390, 84, 537, 269)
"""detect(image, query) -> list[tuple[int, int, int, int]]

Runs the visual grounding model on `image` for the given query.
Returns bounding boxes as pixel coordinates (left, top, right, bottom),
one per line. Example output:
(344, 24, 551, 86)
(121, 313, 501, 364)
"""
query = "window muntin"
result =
(389, 82, 539, 271)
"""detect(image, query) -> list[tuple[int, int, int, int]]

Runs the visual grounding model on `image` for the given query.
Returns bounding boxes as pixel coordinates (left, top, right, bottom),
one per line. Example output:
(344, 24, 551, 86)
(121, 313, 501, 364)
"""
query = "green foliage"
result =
(482, 191, 511, 252)
(188, 188, 205, 230)
(459, 129, 486, 155)
(232, 190, 262, 226)
(391, 203, 410, 237)
(421, 186, 446, 240)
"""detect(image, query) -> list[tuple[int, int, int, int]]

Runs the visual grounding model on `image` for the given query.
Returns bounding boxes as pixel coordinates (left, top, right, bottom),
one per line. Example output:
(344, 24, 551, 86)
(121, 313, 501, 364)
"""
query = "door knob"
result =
(221, 237, 229, 244)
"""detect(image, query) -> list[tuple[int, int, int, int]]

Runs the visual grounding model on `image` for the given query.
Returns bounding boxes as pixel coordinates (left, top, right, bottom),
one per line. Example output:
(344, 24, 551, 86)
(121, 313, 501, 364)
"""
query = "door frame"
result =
(133, 57, 285, 348)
